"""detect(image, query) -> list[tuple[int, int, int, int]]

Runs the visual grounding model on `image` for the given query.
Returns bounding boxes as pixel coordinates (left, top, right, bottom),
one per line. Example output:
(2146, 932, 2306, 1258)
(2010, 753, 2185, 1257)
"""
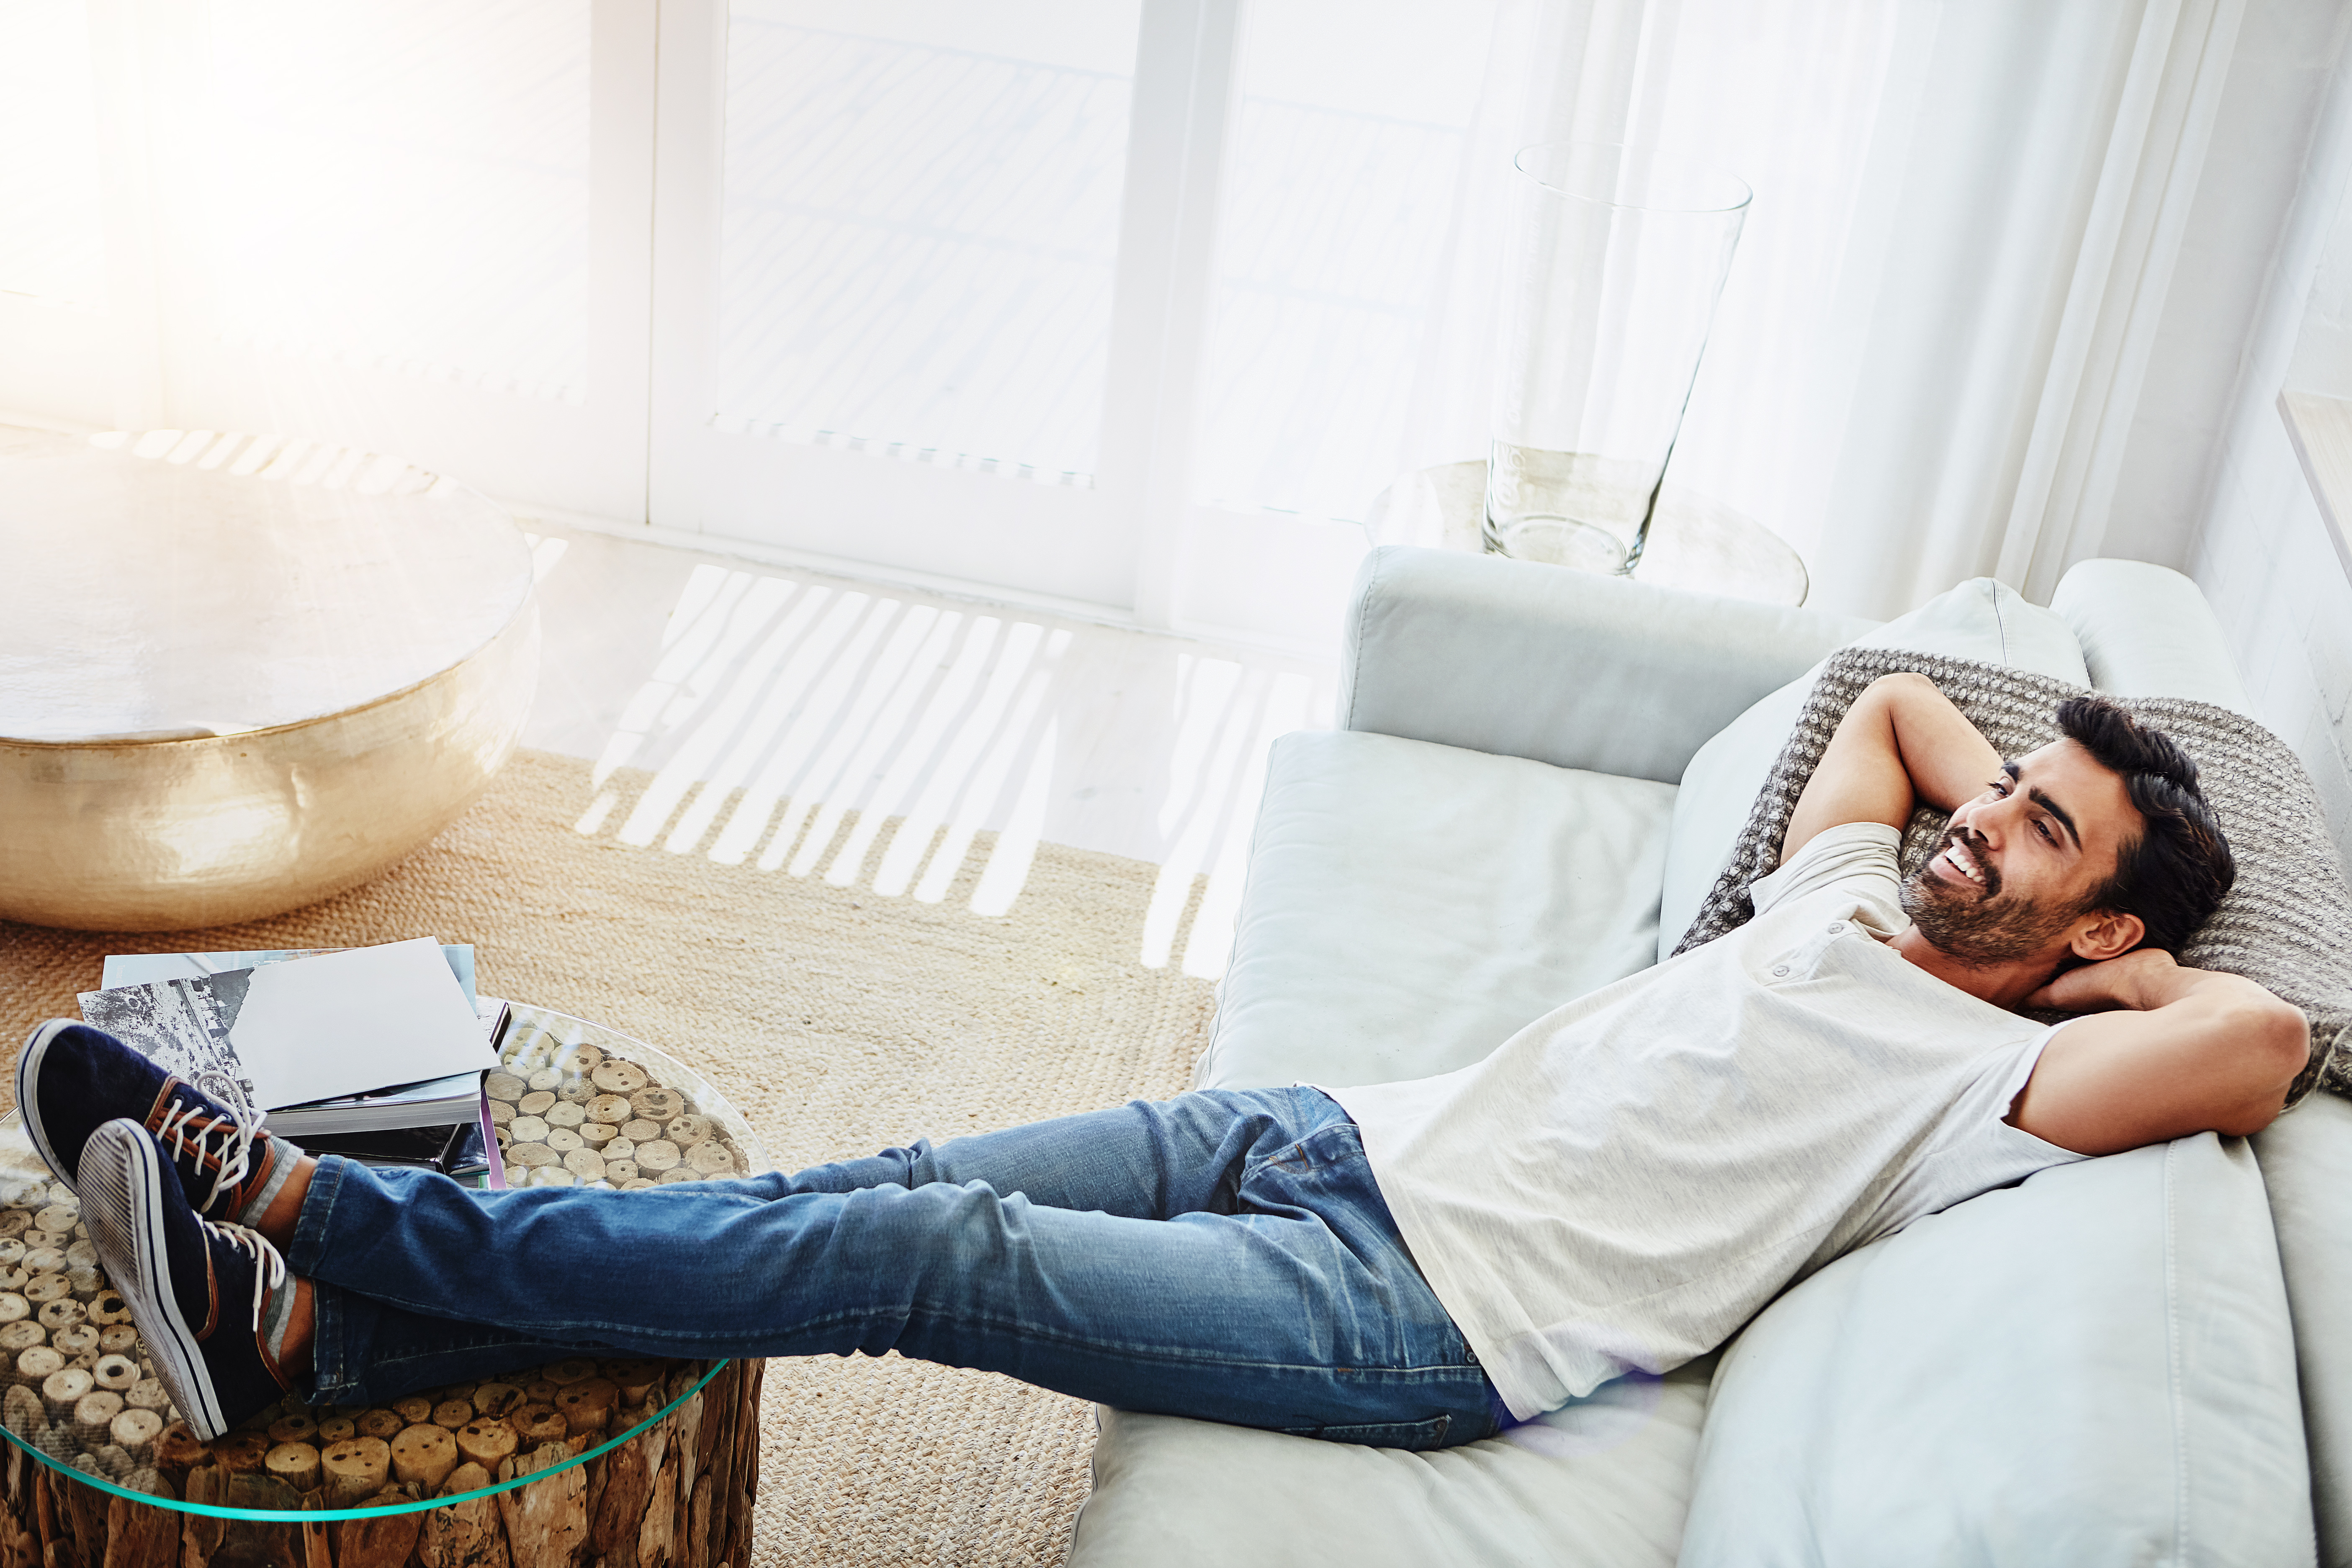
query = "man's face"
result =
(1900, 738, 2139, 967)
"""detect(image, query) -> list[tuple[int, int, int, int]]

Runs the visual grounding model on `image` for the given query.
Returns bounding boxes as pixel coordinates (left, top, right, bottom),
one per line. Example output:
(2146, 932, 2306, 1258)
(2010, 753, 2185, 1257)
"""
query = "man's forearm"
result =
(1866, 672, 2002, 815)
(1785, 673, 2004, 859)
(2018, 951, 2310, 1146)
(2045, 948, 2284, 1019)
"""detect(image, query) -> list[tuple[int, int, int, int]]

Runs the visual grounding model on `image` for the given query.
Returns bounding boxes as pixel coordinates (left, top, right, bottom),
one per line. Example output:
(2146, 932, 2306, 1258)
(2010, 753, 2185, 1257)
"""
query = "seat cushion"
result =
(1657, 576, 2089, 963)
(1681, 1133, 2314, 1566)
(1195, 729, 1676, 1091)
(2254, 1094, 2352, 1568)
(1066, 1357, 1714, 1568)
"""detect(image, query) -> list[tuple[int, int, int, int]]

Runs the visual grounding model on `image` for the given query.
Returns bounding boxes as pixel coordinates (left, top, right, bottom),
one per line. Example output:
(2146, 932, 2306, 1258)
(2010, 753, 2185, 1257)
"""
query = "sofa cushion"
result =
(1339, 545, 1876, 783)
(1657, 577, 2089, 963)
(1067, 1356, 1714, 1568)
(2051, 558, 2256, 714)
(1195, 729, 1675, 1091)
(2254, 1093, 2352, 1568)
(1680, 1133, 2313, 1566)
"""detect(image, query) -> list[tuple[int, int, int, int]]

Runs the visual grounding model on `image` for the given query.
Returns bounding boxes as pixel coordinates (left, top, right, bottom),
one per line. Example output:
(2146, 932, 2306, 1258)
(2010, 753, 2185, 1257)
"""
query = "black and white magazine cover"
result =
(76, 968, 260, 1108)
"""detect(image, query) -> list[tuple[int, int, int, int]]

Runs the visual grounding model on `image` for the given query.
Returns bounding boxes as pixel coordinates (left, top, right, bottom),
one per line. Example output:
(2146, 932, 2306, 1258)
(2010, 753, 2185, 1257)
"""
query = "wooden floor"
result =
(520, 526, 1338, 979)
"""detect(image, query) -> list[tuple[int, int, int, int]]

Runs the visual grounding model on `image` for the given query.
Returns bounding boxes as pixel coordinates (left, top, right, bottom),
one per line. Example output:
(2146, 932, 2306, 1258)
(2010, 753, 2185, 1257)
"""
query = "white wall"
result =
(2179, 0, 2352, 876)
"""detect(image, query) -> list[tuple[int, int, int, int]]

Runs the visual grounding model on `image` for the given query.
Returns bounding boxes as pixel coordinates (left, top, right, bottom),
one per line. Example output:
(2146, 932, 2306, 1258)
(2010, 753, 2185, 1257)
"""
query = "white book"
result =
(101, 943, 477, 1010)
(265, 1000, 511, 1136)
(79, 937, 493, 1113)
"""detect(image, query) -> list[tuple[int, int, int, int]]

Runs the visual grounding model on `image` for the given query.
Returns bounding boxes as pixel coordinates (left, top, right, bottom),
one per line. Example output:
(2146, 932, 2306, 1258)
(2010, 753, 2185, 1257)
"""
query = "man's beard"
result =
(1899, 825, 2086, 966)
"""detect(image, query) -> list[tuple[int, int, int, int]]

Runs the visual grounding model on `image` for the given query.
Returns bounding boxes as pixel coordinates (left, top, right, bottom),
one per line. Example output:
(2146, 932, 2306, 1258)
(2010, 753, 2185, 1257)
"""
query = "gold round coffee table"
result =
(0, 1004, 767, 1568)
(0, 425, 539, 932)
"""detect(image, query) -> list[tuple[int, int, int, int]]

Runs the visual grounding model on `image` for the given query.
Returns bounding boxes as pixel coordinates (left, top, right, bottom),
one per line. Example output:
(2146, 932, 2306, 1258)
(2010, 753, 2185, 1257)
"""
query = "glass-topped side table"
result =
(1364, 458, 1811, 607)
(0, 1004, 769, 1568)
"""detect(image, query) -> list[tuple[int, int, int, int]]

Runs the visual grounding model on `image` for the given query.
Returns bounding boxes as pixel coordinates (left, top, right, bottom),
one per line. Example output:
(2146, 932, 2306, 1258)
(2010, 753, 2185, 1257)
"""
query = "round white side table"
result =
(1364, 458, 1810, 607)
(0, 426, 539, 931)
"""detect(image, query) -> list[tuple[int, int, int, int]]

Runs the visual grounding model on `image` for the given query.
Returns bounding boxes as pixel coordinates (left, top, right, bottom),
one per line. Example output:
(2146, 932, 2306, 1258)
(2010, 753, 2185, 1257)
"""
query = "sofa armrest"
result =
(1337, 547, 1876, 784)
(2051, 558, 2254, 713)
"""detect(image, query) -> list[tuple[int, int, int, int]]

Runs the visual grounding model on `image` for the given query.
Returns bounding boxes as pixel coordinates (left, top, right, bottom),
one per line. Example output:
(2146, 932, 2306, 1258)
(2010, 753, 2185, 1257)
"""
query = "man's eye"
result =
(2034, 820, 2052, 841)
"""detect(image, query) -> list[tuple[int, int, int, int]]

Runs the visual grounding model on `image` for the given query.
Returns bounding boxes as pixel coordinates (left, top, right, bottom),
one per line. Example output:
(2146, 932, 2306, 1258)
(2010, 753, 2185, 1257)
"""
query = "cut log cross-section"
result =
(391, 1425, 459, 1493)
(268, 1440, 324, 1494)
(322, 1436, 392, 1504)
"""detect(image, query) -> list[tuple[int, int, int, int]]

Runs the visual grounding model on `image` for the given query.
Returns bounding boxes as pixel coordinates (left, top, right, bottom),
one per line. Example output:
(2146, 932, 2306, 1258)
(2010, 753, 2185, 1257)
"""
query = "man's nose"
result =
(1966, 797, 2018, 845)
(1953, 799, 2003, 846)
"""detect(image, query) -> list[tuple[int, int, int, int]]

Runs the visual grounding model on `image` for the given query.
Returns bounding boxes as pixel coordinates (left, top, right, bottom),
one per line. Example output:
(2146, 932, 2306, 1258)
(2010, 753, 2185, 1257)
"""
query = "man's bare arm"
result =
(1783, 673, 2002, 863)
(2009, 950, 2308, 1154)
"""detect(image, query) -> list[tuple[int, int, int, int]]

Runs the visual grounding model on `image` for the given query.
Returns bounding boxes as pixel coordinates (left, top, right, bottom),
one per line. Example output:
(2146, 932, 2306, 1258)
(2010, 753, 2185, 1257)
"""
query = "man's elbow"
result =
(2216, 998, 2310, 1136)
(1861, 671, 1936, 707)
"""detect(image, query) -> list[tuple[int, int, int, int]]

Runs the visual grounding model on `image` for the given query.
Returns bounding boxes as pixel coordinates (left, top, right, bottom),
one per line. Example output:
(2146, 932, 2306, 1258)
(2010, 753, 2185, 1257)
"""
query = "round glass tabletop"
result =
(1364, 458, 1811, 607)
(0, 1004, 769, 1521)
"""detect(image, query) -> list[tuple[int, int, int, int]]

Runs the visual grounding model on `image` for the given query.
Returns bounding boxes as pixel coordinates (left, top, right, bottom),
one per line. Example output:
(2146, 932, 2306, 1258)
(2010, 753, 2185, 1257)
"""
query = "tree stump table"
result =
(0, 1005, 767, 1568)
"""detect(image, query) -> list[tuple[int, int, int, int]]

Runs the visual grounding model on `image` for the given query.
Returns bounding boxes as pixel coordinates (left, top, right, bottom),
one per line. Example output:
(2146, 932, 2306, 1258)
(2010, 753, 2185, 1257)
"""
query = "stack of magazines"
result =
(79, 936, 506, 1184)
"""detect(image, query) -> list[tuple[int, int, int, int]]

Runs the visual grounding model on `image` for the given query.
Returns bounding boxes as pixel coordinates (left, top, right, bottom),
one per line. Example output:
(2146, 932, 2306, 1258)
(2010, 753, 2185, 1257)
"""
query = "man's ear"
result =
(2069, 908, 2144, 963)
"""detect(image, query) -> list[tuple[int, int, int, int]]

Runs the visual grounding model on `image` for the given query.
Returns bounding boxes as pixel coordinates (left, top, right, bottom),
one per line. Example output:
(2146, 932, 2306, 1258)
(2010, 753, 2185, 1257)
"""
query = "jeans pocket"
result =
(1248, 1119, 1369, 1185)
(1279, 1412, 1451, 1451)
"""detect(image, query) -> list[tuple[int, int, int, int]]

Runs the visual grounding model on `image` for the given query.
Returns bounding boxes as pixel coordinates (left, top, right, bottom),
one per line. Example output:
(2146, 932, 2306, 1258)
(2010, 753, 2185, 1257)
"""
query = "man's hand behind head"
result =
(2023, 947, 2179, 1015)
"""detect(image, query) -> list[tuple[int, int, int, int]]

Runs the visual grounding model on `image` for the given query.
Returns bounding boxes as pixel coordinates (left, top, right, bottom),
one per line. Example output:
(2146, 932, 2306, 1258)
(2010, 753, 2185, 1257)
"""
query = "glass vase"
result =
(1485, 142, 1750, 574)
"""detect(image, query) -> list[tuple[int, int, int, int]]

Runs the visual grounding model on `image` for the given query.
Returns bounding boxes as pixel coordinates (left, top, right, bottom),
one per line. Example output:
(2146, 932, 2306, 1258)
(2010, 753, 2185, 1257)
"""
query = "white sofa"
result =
(1065, 546, 2348, 1567)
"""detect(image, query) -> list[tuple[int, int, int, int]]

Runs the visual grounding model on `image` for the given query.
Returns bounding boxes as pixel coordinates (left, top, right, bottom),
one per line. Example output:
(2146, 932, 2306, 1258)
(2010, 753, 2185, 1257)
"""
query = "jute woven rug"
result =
(0, 748, 1217, 1567)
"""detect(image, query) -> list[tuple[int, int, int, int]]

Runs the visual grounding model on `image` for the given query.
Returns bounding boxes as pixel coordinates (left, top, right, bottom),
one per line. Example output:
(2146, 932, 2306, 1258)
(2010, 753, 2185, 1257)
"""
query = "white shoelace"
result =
(206, 1221, 288, 1335)
(152, 1089, 261, 1215)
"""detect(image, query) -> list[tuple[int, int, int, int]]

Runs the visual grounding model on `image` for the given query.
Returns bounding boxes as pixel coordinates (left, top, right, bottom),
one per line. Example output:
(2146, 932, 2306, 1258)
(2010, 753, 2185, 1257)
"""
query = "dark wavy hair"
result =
(2056, 695, 2234, 954)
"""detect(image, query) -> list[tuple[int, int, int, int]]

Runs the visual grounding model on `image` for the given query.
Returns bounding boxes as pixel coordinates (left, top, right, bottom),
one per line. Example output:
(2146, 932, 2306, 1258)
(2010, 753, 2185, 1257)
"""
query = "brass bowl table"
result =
(0, 1005, 769, 1568)
(0, 425, 539, 931)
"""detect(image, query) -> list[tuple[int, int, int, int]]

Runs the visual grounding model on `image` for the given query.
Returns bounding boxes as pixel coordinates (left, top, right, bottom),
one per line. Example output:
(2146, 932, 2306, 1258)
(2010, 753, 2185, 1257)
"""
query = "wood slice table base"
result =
(0, 1357, 762, 1568)
(0, 1005, 776, 1568)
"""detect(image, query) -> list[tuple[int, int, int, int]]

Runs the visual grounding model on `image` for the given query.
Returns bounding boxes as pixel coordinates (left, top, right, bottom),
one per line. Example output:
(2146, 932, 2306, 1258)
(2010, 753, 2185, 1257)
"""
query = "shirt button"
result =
(1827, 922, 1846, 935)
(1772, 964, 1791, 978)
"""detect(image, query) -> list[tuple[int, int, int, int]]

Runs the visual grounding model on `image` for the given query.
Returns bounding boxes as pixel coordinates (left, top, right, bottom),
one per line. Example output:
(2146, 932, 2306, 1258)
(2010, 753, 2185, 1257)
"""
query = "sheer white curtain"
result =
(1395, 0, 2243, 620)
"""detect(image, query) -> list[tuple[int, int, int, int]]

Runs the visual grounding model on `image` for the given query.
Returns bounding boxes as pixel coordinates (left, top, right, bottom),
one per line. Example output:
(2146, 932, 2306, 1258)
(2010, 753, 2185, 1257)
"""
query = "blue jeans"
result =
(288, 1087, 1503, 1450)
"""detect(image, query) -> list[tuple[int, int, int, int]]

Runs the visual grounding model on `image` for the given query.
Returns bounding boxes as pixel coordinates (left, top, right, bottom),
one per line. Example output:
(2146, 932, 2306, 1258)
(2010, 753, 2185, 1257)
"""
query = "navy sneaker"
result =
(15, 1020, 290, 1224)
(79, 1118, 293, 1440)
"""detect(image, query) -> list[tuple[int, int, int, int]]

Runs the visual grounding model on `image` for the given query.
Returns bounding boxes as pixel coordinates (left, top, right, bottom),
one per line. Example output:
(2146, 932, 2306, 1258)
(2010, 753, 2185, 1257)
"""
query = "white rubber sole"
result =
(14, 1019, 81, 1195)
(80, 1120, 226, 1439)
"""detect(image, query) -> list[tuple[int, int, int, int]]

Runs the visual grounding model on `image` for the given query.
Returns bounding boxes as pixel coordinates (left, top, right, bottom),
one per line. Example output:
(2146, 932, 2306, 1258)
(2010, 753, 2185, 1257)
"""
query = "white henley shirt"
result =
(1322, 820, 2089, 1420)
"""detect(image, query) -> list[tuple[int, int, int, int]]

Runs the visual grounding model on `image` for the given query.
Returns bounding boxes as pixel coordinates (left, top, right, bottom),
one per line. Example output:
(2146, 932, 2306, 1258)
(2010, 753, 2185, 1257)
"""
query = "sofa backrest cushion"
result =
(1679, 1133, 2314, 1566)
(1340, 547, 1874, 784)
(1657, 577, 2088, 964)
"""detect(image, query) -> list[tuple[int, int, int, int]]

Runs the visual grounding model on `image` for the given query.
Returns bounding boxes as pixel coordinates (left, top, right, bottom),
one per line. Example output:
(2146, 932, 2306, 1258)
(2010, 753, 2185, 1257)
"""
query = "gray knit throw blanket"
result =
(1670, 648, 2352, 1105)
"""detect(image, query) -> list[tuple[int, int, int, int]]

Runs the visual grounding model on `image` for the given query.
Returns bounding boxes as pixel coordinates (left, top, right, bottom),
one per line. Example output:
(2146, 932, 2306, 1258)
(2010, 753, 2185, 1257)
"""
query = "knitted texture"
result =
(1670, 648, 2352, 1105)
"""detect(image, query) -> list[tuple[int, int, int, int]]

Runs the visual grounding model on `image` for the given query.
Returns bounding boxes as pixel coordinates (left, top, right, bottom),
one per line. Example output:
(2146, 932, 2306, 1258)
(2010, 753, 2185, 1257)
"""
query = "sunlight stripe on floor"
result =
(872, 618, 1041, 897)
(914, 629, 1070, 902)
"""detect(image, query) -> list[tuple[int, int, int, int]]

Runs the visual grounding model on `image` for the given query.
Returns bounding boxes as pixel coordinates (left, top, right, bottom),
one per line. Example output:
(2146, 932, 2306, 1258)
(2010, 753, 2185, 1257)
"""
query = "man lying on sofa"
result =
(15, 676, 2312, 1449)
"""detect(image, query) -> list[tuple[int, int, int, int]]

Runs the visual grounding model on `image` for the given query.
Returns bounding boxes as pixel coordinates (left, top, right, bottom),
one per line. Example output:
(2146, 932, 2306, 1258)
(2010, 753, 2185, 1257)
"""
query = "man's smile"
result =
(1933, 833, 1998, 896)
